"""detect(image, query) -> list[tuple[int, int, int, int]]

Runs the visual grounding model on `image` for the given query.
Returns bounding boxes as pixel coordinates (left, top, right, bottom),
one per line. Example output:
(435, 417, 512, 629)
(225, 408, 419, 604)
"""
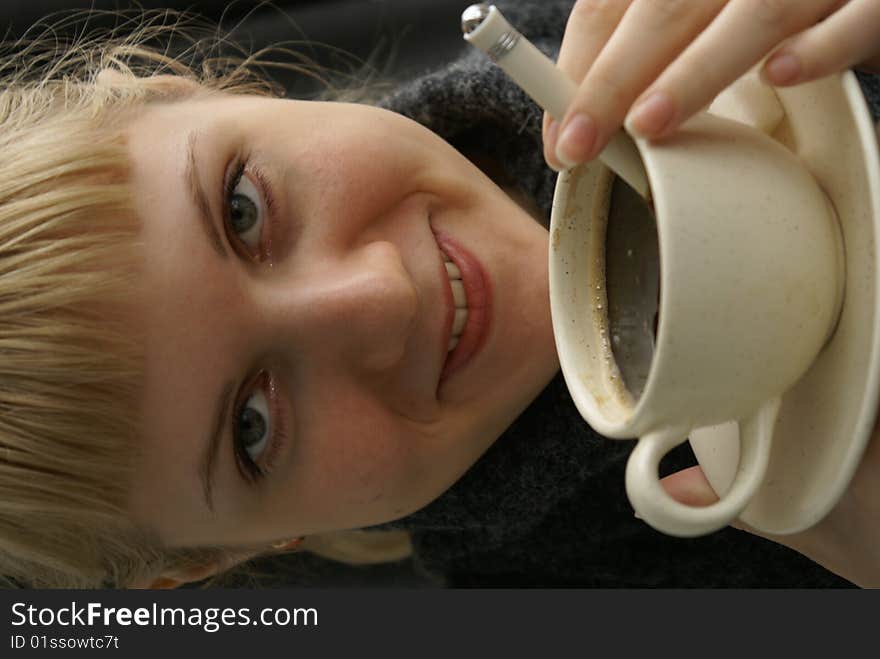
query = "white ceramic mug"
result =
(549, 112, 845, 537)
(462, 3, 848, 537)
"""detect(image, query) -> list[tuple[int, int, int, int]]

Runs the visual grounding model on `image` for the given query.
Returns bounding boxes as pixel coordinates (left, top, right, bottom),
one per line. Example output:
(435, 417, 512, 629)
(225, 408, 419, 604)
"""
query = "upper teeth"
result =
(444, 254, 468, 352)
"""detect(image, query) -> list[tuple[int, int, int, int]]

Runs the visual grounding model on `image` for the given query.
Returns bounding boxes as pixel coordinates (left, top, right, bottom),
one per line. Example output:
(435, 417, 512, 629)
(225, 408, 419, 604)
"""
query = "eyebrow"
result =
(185, 130, 228, 260)
(201, 379, 236, 513)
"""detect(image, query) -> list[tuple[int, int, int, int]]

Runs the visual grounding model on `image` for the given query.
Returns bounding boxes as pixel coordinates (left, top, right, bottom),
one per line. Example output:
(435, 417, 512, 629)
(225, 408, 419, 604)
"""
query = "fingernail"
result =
(545, 118, 562, 171)
(764, 51, 801, 85)
(626, 91, 675, 138)
(555, 113, 597, 167)
(546, 118, 559, 145)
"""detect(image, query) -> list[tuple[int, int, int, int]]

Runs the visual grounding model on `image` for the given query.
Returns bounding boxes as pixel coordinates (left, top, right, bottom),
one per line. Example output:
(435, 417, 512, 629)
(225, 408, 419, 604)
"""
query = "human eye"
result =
(224, 158, 267, 255)
(232, 373, 273, 482)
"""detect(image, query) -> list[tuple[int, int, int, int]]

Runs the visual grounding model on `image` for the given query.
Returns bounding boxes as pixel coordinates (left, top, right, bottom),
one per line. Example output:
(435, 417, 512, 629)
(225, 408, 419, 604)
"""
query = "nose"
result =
(265, 240, 419, 373)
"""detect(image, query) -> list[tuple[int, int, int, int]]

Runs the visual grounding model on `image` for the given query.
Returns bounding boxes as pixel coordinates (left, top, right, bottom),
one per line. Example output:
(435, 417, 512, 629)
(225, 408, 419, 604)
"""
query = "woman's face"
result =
(125, 92, 558, 547)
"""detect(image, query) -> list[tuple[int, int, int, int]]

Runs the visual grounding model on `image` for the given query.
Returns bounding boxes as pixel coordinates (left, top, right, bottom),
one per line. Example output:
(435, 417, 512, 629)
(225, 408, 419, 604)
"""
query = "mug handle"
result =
(624, 397, 781, 537)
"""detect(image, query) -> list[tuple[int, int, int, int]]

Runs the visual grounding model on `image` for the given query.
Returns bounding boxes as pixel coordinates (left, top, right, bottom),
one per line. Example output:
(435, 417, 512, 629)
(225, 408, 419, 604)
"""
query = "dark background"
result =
(2, 1, 470, 95)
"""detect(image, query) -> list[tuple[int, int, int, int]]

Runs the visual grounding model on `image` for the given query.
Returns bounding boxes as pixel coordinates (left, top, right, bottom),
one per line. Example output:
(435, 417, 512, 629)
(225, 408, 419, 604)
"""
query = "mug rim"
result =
(549, 113, 842, 440)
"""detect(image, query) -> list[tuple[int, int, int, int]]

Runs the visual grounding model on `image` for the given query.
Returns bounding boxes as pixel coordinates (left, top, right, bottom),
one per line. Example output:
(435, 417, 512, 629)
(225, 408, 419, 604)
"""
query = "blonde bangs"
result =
(0, 54, 151, 587)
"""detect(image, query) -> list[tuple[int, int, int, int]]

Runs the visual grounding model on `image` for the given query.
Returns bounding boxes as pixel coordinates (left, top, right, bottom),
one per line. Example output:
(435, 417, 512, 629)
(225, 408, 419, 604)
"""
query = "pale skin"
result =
(125, 93, 559, 583)
(130, 1, 880, 587)
(544, 0, 880, 587)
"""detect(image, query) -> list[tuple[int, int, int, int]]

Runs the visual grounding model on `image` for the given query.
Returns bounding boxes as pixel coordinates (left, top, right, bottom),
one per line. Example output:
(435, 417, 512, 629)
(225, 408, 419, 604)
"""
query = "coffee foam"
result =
(587, 169, 639, 414)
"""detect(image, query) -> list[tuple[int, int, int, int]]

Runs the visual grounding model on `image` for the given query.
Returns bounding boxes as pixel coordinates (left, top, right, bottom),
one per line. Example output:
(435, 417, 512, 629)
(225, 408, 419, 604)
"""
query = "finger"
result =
(626, 0, 841, 139)
(658, 467, 824, 557)
(555, 0, 725, 166)
(762, 0, 880, 85)
(556, 0, 634, 85)
(543, 114, 563, 171)
(545, 0, 633, 170)
(659, 465, 719, 507)
(660, 468, 780, 540)
(660, 471, 823, 563)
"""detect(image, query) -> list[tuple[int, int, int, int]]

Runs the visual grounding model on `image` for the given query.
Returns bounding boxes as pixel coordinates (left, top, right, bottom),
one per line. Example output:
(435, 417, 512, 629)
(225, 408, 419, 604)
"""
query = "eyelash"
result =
(223, 156, 278, 261)
(232, 371, 288, 484)
(222, 156, 285, 484)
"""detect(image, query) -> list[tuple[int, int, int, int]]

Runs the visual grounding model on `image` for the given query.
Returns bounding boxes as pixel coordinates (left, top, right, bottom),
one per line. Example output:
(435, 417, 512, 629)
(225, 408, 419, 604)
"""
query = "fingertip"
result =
(762, 50, 803, 86)
(544, 117, 564, 171)
(545, 116, 559, 143)
(555, 112, 598, 167)
(541, 112, 554, 136)
(625, 90, 676, 139)
(660, 466, 719, 507)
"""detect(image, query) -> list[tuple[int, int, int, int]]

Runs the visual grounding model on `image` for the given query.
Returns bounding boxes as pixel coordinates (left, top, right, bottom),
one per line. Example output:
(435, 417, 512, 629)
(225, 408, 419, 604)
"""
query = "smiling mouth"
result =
(442, 253, 468, 353)
(433, 230, 491, 384)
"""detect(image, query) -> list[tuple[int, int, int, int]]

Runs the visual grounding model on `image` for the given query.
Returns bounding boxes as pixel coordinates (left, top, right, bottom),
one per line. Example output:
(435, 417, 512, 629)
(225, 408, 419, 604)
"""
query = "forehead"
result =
(126, 92, 275, 146)
(123, 93, 246, 542)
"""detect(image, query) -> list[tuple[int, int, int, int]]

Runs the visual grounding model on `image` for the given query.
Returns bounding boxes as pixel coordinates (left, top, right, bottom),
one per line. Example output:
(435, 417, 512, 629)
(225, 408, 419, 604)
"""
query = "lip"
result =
(432, 229, 492, 386)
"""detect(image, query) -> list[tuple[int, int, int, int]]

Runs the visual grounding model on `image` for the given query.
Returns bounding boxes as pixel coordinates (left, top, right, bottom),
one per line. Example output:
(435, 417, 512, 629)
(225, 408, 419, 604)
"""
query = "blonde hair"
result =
(0, 8, 411, 589)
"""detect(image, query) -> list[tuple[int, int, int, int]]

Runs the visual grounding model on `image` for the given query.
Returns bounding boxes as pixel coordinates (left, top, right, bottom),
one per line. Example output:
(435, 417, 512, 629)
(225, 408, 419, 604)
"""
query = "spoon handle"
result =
(462, 4, 650, 199)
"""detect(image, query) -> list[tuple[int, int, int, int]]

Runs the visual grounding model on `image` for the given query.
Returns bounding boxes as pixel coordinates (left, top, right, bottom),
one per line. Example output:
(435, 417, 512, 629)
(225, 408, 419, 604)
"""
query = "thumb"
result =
(659, 466, 762, 535)
(659, 465, 720, 507)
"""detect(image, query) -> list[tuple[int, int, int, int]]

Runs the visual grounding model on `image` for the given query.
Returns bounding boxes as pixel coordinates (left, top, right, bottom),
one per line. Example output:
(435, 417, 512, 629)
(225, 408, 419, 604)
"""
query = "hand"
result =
(544, 0, 880, 170)
(660, 423, 880, 587)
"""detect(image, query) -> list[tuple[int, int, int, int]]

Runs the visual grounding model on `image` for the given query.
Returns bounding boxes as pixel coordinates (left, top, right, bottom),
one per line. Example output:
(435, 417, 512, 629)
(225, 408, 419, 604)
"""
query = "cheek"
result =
(290, 113, 449, 220)
(290, 382, 424, 525)
(317, 146, 419, 218)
